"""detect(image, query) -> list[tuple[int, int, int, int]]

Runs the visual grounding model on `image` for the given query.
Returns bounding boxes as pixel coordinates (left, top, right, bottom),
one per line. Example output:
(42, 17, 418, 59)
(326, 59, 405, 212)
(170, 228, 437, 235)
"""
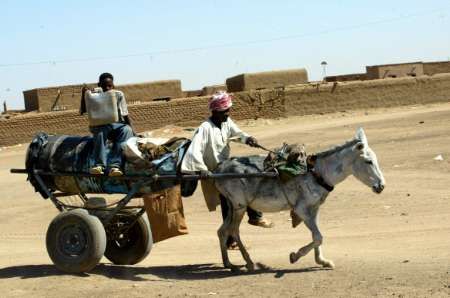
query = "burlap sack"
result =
(143, 185, 189, 243)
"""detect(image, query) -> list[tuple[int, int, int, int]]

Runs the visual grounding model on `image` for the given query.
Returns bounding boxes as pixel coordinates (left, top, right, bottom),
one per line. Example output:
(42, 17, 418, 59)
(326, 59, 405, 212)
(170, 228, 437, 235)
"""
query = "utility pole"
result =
(321, 61, 328, 81)
(3, 87, 11, 114)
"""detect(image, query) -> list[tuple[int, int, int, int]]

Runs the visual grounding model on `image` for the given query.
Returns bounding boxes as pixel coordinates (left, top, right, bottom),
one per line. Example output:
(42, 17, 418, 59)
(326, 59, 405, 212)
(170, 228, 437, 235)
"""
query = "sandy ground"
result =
(0, 103, 449, 297)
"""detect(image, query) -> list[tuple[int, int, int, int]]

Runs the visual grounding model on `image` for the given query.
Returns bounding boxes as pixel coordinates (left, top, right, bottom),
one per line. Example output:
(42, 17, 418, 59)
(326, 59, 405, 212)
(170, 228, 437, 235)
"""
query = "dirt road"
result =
(0, 103, 449, 297)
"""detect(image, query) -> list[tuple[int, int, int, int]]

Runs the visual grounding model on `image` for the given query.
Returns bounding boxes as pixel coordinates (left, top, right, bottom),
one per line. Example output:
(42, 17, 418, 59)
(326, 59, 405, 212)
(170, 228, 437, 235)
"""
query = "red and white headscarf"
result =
(208, 91, 233, 111)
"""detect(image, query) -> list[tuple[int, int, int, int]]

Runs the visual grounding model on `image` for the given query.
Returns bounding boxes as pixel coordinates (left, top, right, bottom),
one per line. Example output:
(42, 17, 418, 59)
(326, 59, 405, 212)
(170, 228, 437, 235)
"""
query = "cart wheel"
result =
(104, 210, 152, 265)
(46, 209, 106, 273)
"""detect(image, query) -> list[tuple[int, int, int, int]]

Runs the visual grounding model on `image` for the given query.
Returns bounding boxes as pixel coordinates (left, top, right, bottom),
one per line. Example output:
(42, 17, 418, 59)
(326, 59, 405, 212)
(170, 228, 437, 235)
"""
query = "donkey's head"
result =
(351, 128, 385, 194)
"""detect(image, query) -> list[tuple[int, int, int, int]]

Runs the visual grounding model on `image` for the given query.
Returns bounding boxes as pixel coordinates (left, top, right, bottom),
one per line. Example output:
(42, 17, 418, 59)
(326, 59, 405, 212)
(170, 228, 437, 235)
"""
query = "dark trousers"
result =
(89, 123, 134, 169)
(220, 195, 262, 221)
(220, 195, 262, 246)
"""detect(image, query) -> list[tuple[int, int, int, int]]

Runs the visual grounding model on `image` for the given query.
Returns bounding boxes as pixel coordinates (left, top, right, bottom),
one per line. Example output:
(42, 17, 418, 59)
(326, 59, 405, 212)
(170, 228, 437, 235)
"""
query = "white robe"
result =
(181, 118, 249, 211)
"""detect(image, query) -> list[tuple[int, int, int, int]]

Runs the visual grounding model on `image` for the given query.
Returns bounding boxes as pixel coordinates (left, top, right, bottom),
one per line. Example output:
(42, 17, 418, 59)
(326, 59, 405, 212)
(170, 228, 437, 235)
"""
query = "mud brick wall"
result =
(283, 74, 450, 116)
(3, 74, 450, 147)
(23, 89, 39, 112)
(119, 80, 183, 104)
(366, 63, 424, 79)
(423, 61, 450, 76)
(226, 68, 308, 92)
(232, 89, 286, 120)
(31, 83, 97, 112)
(182, 90, 203, 98)
(130, 96, 210, 131)
(0, 111, 90, 147)
(23, 80, 182, 112)
(201, 84, 227, 95)
(325, 73, 367, 82)
(0, 91, 283, 146)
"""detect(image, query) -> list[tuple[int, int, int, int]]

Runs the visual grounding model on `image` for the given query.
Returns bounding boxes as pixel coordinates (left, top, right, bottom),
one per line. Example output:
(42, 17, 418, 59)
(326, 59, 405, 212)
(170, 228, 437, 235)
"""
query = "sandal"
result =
(248, 217, 274, 228)
(227, 241, 250, 250)
(89, 166, 104, 175)
(227, 241, 240, 250)
(108, 167, 123, 177)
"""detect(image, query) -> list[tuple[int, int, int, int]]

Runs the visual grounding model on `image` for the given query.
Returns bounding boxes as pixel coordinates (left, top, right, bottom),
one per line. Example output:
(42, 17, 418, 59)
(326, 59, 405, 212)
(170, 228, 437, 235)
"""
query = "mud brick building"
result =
(325, 73, 368, 82)
(3, 73, 450, 147)
(23, 80, 183, 112)
(366, 62, 424, 79)
(3, 62, 450, 147)
(226, 68, 308, 92)
(326, 61, 450, 82)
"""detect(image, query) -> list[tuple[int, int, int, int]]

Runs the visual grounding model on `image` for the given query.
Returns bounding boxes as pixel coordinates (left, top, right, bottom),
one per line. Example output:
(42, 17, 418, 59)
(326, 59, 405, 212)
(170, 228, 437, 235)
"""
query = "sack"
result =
(138, 137, 189, 161)
(85, 90, 119, 126)
(181, 179, 198, 197)
(143, 185, 189, 243)
(264, 143, 308, 181)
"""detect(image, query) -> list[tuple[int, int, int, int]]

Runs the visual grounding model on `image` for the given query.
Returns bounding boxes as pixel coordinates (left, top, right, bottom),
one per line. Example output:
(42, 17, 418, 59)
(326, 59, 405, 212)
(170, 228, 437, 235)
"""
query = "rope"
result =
(254, 143, 276, 154)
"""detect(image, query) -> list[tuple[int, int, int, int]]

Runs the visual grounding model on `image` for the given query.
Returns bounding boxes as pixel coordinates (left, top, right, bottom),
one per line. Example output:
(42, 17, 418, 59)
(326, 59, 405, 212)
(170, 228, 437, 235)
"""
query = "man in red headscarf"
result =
(182, 91, 273, 249)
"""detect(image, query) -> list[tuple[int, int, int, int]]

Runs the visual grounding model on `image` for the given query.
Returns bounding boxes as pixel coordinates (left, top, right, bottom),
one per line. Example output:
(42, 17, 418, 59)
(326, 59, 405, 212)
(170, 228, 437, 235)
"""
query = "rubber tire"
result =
(46, 209, 107, 273)
(104, 211, 153, 265)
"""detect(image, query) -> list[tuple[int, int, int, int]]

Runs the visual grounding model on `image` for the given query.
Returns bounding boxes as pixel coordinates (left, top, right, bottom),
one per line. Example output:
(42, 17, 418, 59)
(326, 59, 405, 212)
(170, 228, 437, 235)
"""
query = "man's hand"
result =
(246, 136, 259, 147)
(198, 170, 212, 179)
(81, 84, 90, 94)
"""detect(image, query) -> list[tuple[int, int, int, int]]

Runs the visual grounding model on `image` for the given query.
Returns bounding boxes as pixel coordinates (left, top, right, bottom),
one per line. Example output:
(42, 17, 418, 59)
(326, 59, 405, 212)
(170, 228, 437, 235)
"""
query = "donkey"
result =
(214, 128, 385, 271)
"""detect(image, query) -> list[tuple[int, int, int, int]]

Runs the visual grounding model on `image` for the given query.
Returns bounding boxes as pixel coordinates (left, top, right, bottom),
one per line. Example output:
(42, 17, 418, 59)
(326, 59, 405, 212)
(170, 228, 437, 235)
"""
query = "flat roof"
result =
(366, 61, 423, 68)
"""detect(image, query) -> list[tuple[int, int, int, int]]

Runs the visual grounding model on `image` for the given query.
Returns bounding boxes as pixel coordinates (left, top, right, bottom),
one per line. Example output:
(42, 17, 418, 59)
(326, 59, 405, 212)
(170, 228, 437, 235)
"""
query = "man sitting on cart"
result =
(181, 91, 274, 249)
(80, 72, 134, 177)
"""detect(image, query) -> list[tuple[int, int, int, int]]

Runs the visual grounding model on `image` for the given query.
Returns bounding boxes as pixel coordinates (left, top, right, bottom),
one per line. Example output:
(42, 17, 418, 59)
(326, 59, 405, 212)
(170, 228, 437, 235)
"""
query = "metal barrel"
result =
(25, 134, 136, 195)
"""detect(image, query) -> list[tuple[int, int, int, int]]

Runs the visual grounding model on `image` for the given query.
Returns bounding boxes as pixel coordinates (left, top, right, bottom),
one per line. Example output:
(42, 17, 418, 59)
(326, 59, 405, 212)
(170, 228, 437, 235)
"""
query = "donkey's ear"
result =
(355, 127, 368, 145)
(353, 142, 365, 151)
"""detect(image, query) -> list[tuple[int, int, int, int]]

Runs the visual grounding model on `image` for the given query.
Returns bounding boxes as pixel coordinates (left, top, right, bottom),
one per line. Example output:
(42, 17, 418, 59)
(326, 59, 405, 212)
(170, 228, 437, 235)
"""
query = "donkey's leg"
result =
(307, 211, 334, 268)
(230, 207, 255, 271)
(217, 199, 237, 270)
(290, 210, 325, 264)
(314, 246, 334, 268)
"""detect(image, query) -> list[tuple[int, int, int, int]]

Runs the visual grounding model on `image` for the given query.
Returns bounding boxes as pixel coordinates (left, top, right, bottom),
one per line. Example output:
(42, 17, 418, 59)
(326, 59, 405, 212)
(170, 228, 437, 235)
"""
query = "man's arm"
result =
(181, 126, 209, 173)
(79, 85, 88, 115)
(123, 115, 132, 126)
(228, 118, 258, 147)
(117, 91, 135, 132)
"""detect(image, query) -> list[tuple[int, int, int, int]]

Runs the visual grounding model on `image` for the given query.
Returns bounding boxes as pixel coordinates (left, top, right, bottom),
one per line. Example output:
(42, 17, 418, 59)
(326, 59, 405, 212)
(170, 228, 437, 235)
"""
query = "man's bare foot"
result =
(248, 218, 274, 228)
(227, 241, 250, 250)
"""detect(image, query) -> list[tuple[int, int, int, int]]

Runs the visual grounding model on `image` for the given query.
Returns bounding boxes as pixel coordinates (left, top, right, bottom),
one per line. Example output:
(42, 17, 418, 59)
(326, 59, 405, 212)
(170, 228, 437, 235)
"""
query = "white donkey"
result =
(214, 128, 385, 271)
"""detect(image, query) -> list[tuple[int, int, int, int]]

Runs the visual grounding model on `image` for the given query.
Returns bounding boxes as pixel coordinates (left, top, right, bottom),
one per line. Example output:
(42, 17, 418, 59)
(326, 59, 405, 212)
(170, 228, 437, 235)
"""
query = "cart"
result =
(10, 138, 277, 273)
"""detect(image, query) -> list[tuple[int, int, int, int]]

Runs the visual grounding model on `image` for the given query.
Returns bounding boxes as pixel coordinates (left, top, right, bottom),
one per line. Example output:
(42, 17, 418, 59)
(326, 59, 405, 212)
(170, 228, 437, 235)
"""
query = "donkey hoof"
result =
(230, 266, 241, 273)
(225, 263, 240, 273)
(246, 263, 255, 272)
(289, 252, 298, 264)
(323, 260, 335, 269)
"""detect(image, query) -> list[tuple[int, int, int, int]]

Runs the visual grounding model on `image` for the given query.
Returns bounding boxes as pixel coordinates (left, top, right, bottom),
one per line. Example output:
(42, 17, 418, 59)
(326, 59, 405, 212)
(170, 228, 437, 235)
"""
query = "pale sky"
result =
(1, 0, 449, 109)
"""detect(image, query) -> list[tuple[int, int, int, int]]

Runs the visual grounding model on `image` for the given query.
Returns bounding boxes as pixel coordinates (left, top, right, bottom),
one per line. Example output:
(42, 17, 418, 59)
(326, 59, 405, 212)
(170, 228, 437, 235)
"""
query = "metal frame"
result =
(10, 168, 278, 225)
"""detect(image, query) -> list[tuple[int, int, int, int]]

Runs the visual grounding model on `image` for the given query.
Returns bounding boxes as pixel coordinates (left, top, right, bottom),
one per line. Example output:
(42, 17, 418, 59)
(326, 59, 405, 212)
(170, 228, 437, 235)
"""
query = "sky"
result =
(0, 0, 449, 109)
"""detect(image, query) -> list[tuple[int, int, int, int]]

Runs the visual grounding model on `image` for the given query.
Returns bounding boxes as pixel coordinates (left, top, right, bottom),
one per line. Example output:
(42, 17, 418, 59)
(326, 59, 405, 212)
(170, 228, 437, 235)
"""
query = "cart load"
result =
(26, 132, 191, 198)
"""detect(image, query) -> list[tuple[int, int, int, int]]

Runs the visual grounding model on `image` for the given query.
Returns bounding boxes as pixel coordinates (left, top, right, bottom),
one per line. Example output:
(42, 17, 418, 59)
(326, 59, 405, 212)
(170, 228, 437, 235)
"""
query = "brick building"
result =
(325, 73, 367, 82)
(326, 60, 450, 83)
(226, 68, 308, 92)
(366, 62, 424, 79)
(23, 80, 183, 112)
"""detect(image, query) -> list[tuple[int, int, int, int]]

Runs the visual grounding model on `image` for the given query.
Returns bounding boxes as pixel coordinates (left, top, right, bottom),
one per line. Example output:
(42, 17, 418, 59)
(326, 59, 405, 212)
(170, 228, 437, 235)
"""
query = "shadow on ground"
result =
(0, 263, 329, 281)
